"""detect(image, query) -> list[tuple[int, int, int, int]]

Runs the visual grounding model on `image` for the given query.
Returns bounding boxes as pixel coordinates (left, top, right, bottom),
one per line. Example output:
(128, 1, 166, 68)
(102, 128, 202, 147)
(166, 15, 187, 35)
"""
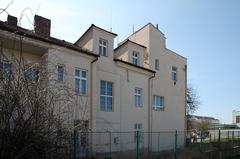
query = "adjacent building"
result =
(232, 110, 240, 127)
(0, 14, 187, 153)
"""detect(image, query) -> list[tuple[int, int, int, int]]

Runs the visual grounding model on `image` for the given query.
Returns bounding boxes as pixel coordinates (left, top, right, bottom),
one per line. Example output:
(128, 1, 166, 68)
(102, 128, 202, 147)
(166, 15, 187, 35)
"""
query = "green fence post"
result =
(136, 131, 140, 159)
(209, 133, 212, 143)
(218, 129, 221, 150)
(109, 131, 111, 157)
(227, 130, 229, 142)
(232, 131, 234, 146)
(174, 130, 178, 159)
(238, 130, 239, 146)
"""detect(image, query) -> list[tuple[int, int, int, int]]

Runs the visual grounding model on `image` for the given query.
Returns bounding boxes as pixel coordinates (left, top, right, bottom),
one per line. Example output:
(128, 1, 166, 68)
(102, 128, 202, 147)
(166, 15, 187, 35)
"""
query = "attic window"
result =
(132, 51, 139, 65)
(99, 38, 108, 57)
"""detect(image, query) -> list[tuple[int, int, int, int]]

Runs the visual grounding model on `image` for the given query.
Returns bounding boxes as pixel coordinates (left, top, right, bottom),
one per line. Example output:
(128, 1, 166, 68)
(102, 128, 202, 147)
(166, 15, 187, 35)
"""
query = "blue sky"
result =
(1, 0, 240, 123)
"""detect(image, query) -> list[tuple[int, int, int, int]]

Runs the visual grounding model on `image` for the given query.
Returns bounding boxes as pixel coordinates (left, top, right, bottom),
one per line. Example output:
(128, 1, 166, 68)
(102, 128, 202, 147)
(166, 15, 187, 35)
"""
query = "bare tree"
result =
(186, 85, 200, 130)
(0, 39, 91, 158)
(186, 85, 200, 115)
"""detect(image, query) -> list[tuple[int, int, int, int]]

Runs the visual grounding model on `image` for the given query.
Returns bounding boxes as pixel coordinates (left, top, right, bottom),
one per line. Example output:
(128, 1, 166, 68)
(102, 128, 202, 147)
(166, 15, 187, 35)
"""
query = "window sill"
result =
(75, 92, 88, 97)
(152, 107, 165, 111)
(100, 109, 114, 112)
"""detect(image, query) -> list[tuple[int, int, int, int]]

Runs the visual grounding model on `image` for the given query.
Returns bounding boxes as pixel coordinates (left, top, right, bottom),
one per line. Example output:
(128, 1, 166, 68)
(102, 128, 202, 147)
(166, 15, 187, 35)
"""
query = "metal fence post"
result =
(218, 129, 221, 150)
(109, 131, 111, 157)
(158, 132, 160, 154)
(232, 130, 234, 146)
(136, 131, 140, 159)
(174, 130, 178, 159)
(209, 133, 212, 143)
(227, 130, 229, 142)
(238, 130, 239, 146)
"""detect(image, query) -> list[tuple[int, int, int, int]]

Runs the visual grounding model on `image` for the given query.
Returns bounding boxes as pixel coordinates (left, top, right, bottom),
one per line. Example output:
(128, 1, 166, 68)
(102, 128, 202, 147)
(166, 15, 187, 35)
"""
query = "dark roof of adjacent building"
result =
(114, 59, 155, 74)
(0, 21, 98, 58)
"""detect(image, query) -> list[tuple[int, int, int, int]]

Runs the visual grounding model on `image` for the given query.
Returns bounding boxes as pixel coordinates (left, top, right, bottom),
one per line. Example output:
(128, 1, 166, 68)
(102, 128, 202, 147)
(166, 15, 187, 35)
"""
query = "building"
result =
(188, 115, 220, 130)
(232, 110, 240, 127)
(0, 15, 187, 153)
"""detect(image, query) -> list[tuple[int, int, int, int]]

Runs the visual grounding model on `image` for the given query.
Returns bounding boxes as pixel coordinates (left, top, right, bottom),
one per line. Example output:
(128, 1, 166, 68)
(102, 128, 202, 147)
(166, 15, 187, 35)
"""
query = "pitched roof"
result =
(114, 39, 146, 52)
(74, 24, 117, 45)
(0, 21, 98, 58)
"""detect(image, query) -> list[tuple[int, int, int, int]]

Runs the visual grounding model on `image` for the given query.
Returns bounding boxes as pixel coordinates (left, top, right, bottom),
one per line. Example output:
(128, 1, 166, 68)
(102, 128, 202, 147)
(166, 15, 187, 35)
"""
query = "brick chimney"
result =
(34, 15, 51, 37)
(7, 15, 18, 26)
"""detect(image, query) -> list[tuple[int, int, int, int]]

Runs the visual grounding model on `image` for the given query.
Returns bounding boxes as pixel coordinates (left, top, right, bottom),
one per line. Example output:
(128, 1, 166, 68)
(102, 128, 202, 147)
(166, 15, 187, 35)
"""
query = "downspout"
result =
(184, 64, 187, 144)
(90, 56, 98, 131)
(148, 72, 155, 153)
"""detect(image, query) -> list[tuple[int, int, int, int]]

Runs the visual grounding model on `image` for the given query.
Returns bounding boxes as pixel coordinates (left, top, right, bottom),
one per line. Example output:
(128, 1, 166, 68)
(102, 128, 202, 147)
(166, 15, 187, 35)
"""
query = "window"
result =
(24, 66, 39, 81)
(153, 95, 164, 109)
(75, 68, 87, 95)
(172, 66, 177, 81)
(100, 80, 113, 111)
(132, 51, 139, 65)
(0, 61, 12, 78)
(57, 65, 64, 81)
(99, 38, 108, 56)
(155, 59, 159, 70)
(236, 116, 240, 123)
(134, 88, 142, 107)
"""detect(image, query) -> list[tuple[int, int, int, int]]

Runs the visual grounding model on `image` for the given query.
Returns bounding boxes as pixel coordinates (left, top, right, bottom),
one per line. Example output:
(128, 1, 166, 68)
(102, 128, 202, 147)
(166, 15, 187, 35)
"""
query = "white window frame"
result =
(134, 87, 142, 107)
(57, 64, 64, 81)
(132, 51, 139, 65)
(99, 38, 108, 56)
(153, 95, 164, 109)
(155, 59, 159, 70)
(75, 68, 88, 95)
(172, 66, 177, 81)
(100, 80, 113, 111)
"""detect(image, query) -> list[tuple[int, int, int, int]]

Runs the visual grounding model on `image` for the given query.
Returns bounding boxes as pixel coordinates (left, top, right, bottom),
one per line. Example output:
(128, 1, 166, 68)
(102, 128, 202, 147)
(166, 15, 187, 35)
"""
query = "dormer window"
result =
(99, 38, 108, 56)
(132, 51, 139, 65)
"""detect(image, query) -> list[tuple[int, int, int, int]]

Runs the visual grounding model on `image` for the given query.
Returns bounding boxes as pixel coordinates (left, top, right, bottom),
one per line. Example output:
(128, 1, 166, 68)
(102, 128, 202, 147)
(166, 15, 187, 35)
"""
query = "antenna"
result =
(109, 4, 112, 32)
(132, 24, 135, 33)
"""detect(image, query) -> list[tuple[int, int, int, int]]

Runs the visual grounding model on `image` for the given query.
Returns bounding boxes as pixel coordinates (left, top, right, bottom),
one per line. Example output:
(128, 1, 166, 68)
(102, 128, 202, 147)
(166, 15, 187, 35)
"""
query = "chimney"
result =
(34, 15, 51, 37)
(7, 15, 18, 26)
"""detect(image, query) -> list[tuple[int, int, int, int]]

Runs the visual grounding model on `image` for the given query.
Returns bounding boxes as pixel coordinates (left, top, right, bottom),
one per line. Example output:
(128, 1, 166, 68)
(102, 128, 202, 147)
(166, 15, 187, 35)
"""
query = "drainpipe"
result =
(184, 65, 187, 145)
(148, 73, 155, 153)
(90, 56, 98, 131)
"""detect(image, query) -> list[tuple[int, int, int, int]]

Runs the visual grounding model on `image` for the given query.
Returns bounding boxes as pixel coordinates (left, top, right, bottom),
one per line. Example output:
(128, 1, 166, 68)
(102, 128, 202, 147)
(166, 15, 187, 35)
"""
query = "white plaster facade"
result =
(0, 16, 187, 152)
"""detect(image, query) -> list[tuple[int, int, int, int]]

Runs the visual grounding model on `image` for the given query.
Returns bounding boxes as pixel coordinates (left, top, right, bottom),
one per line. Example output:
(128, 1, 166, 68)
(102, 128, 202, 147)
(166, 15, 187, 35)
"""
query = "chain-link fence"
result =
(70, 129, 240, 159)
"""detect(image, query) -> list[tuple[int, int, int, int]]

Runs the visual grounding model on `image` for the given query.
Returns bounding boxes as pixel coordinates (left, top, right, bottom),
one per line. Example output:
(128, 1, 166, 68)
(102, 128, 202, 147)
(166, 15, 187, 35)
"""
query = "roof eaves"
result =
(114, 39, 146, 52)
(0, 21, 98, 58)
(114, 59, 155, 74)
(74, 24, 117, 45)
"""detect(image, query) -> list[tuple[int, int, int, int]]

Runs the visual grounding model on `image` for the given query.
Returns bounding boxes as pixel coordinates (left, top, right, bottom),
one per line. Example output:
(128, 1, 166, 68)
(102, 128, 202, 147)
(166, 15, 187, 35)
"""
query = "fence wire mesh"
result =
(70, 129, 240, 159)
